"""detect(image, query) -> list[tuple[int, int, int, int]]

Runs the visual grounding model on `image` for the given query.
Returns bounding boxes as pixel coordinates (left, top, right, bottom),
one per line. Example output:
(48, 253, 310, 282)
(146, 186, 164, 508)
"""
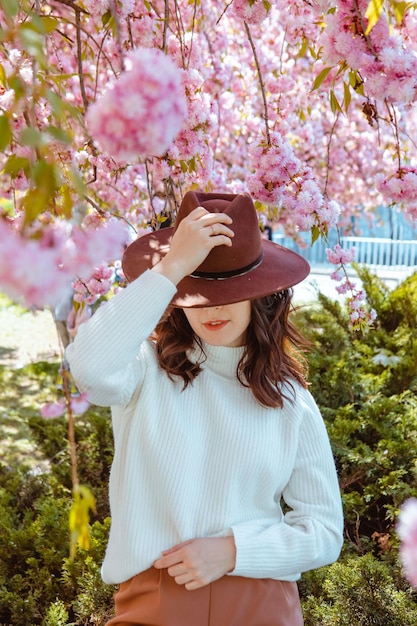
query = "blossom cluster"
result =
(230, 0, 271, 25)
(247, 132, 301, 205)
(247, 131, 341, 236)
(86, 47, 188, 161)
(0, 216, 129, 309)
(375, 167, 417, 222)
(397, 498, 417, 588)
(41, 392, 90, 419)
(326, 244, 377, 331)
(165, 68, 217, 184)
(320, 0, 417, 104)
(73, 262, 119, 306)
(87, 0, 135, 20)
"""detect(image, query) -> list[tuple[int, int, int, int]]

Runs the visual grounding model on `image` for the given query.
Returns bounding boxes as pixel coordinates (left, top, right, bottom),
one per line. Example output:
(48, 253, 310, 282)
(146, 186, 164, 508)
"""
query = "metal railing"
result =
(341, 236, 417, 268)
(272, 233, 417, 268)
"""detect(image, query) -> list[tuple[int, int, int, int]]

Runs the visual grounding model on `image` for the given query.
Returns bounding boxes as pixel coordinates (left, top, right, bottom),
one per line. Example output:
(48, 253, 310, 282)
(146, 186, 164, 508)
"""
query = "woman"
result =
(66, 190, 344, 626)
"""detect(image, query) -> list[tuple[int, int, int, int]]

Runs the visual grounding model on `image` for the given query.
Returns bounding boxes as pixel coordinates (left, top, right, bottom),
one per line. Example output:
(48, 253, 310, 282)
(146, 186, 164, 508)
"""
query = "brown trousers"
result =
(106, 566, 304, 626)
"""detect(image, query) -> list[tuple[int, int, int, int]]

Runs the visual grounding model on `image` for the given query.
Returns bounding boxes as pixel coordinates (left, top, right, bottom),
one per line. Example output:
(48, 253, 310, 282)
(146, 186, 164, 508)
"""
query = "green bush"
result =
(0, 360, 114, 625)
(0, 466, 114, 625)
(295, 268, 417, 623)
(301, 553, 417, 625)
(0, 271, 416, 624)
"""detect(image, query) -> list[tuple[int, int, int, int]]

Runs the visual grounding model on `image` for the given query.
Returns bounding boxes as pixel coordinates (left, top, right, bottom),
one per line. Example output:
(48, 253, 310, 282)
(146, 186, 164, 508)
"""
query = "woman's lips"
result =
(202, 320, 229, 331)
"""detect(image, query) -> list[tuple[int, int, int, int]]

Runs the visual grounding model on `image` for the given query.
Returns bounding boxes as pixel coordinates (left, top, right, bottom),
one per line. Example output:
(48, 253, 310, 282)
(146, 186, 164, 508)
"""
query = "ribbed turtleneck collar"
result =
(189, 341, 245, 380)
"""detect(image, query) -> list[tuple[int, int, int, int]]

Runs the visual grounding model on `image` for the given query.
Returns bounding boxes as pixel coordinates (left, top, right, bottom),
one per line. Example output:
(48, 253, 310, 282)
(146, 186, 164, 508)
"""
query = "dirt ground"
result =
(0, 303, 63, 369)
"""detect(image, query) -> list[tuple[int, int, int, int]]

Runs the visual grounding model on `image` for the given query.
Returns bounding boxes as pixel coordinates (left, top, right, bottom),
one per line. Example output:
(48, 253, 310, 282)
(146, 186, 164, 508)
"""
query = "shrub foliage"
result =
(0, 269, 416, 624)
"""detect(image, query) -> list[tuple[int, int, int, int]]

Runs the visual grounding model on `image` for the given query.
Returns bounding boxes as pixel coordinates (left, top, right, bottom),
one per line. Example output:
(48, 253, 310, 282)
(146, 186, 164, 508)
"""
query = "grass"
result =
(0, 294, 62, 468)
(0, 361, 62, 468)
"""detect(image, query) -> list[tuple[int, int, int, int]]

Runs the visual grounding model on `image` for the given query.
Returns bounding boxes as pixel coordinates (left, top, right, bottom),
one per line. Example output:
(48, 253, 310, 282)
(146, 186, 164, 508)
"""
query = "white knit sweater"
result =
(66, 270, 343, 585)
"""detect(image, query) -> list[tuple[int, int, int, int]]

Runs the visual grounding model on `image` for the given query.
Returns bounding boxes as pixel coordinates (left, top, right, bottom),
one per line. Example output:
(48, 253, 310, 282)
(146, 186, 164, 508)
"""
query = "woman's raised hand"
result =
(152, 207, 234, 285)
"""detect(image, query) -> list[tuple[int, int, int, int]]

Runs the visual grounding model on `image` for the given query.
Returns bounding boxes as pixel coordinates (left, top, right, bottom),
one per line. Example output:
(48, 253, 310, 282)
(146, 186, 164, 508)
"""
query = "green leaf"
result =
(21, 160, 60, 224)
(19, 126, 44, 148)
(335, 61, 348, 79)
(35, 15, 58, 35)
(349, 69, 360, 89)
(365, 0, 383, 34)
(0, 115, 12, 149)
(46, 89, 83, 124)
(297, 37, 309, 59)
(330, 89, 343, 114)
(392, 1, 411, 24)
(0, 63, 6, 87)
(8, 74, 26, 100)
(57, 183, 74, 219)
(3, 155, 30, 178)
(102, 10, 112, 28)
(311, 225, 320, 245)
(46, 125, 72, 145)
(343, 81, 352, 113)
(18, 23, 45, 65)
(102, 11, 117, 36)
(68, 165, 87, 197)
(32, 159, 59, 191)
(21, 188, 49, 225)
(0, 197, 15, 216)
(311, 66, 333, 92)
(2, 0, 19, 18)
(349, 70, 365, 96)
(69, 485, 96, 560)
(189, 156, 197, 173)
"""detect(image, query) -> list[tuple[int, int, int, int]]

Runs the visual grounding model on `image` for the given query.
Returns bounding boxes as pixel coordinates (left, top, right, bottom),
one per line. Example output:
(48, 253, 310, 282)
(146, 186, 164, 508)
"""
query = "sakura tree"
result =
(3, 0, 417, 568)
(1, 0, 417, 325)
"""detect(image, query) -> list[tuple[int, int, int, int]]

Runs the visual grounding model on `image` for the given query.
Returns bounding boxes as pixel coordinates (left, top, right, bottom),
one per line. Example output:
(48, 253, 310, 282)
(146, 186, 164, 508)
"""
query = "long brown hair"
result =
(154, 290, 309, 408)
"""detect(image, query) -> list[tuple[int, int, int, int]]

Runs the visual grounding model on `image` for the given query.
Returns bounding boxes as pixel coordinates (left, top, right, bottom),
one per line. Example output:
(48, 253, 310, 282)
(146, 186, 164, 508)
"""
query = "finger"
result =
(207, 223, 234, 238)
(200, 212, 233, 227)
(174, 573, 197, 589)
(185, 579, 204, 591)
(161, 539, 193, 556)
(174, 573, 194, 586)
(153, 553, 181, 569)
(187, 206, 209, 219)
(167, 563, 187, 577)
(209, 234, 233, 247)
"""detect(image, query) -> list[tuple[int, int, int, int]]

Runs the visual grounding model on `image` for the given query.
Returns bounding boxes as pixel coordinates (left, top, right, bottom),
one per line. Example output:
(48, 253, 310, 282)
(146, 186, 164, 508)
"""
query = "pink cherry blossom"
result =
(398, 498, 417, 588)
(231, 0, 271, 25)
(319, 0, 417, 105)
(326, 244, 356, 265)
(70, 393, 91, 415)
(87, 0, 135, 19)
(376, 168, 417, 221)
(0, 216, 128, 309)
(40, 400, 66, 419)
(86, 48, 187, 161)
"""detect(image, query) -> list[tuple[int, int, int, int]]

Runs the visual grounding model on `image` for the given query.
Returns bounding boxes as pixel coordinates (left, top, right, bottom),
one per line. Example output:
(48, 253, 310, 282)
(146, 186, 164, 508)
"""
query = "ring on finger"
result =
(210, 225, 215, 236)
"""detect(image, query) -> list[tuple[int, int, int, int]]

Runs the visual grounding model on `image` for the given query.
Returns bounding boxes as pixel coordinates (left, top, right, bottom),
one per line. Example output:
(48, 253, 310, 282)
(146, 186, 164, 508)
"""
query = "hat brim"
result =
(122, 228, 310, 308)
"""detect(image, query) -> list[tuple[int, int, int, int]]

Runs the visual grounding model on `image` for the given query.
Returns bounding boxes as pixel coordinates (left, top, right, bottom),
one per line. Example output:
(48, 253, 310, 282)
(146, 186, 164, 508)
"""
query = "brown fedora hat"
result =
(122, 191, 310, 308)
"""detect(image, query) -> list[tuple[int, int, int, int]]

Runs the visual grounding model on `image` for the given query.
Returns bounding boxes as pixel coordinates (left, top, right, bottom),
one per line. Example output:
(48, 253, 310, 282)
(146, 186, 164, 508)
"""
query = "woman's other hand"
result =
(153, 536, 236, 590)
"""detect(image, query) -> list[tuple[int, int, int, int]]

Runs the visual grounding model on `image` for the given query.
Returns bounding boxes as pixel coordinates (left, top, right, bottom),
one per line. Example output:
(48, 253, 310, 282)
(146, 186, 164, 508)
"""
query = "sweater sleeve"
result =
(230, 392, 344, 579)
(65, 270, 177, 407)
